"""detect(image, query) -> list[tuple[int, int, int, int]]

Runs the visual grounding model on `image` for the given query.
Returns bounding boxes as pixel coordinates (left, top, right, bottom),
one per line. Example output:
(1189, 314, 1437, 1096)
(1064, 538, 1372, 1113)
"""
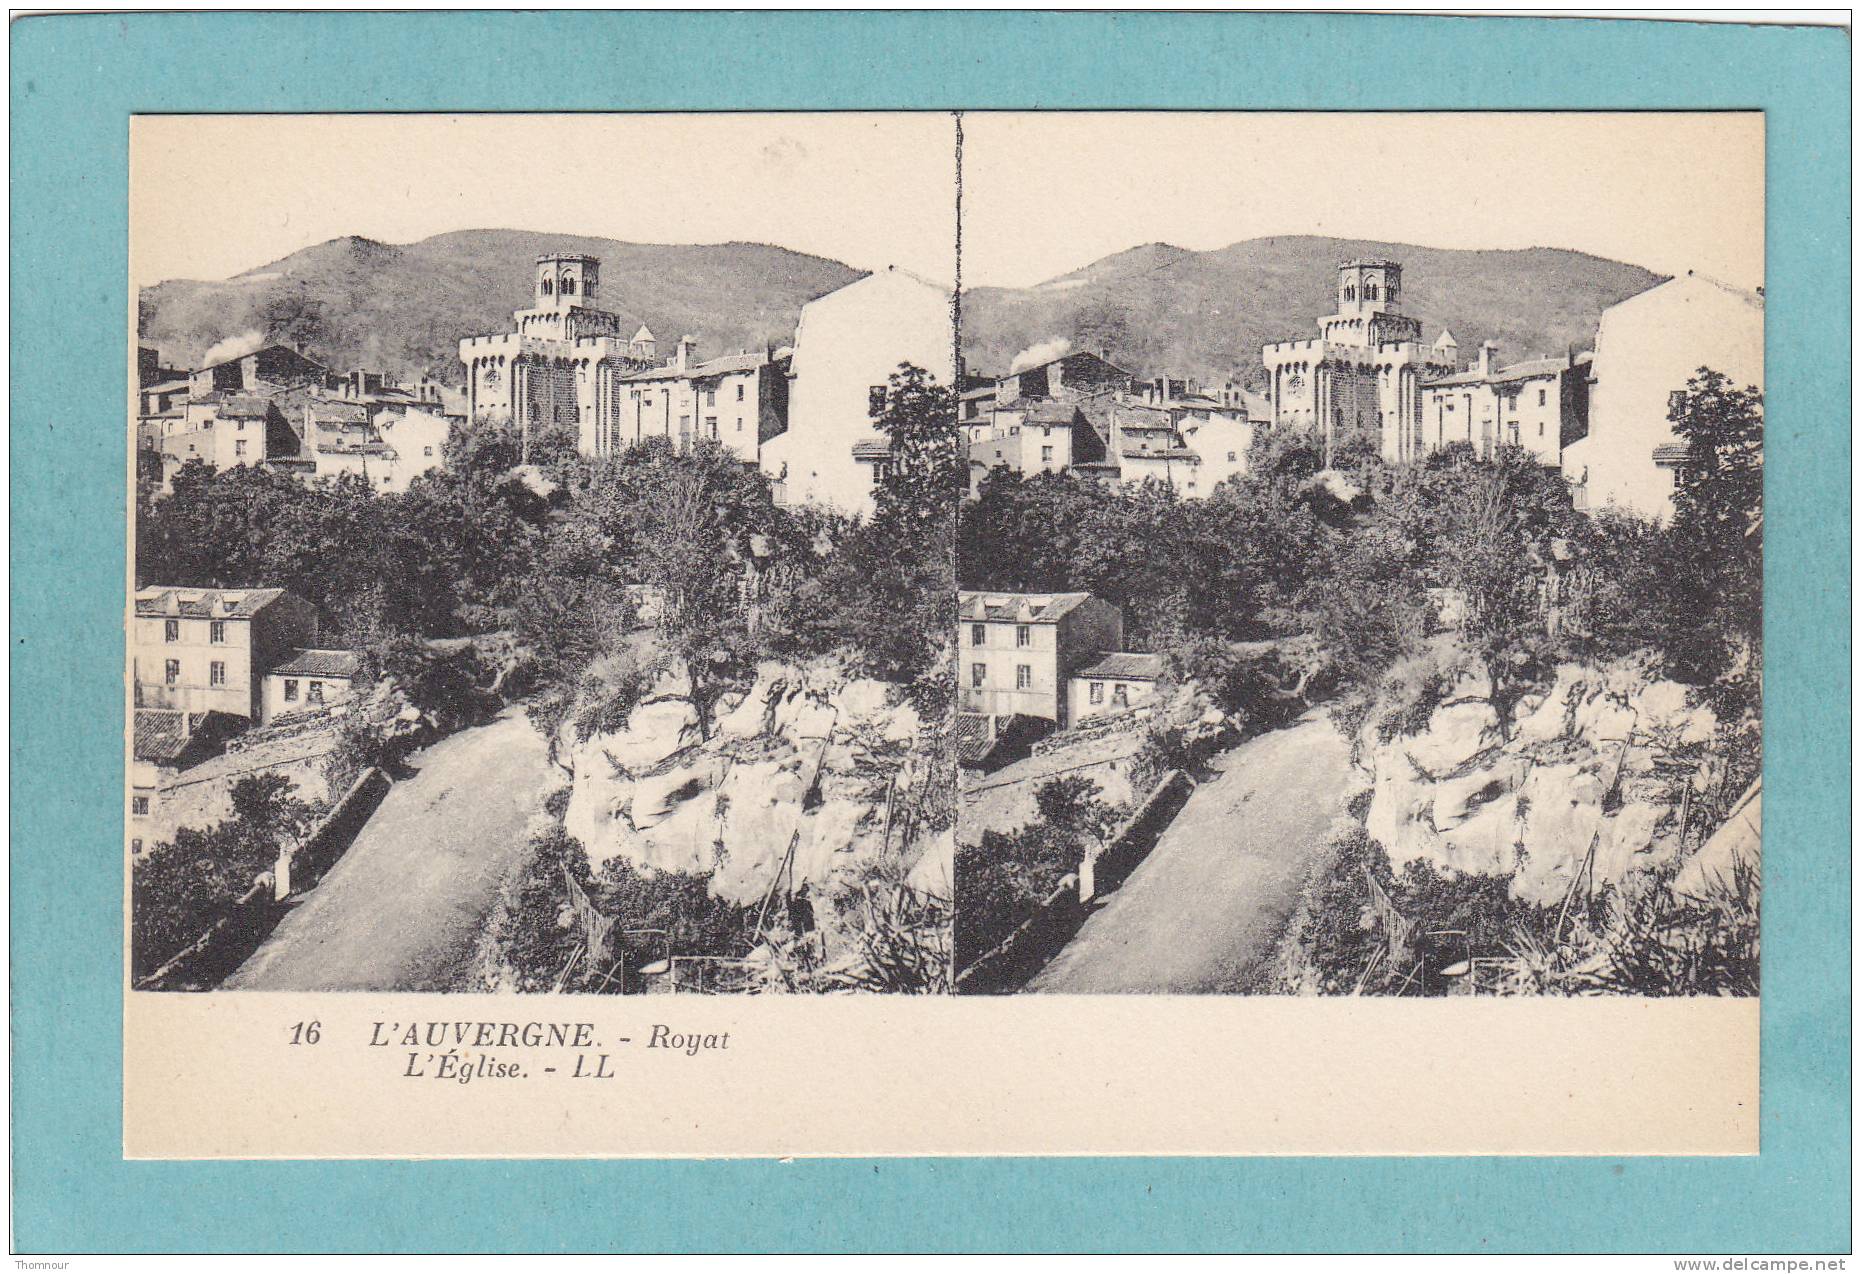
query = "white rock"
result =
(716, 667, 788, 740)
(775, 690, 838, 742)
(835, 678, 893, 728)
(1403, 700, 1501, 779)
(598, 698, 703, 772)
(631, 764, 713, 830)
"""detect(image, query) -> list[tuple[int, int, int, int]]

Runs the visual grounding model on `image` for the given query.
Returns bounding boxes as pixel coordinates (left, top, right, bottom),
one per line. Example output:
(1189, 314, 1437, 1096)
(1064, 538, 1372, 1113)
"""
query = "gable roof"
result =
(135, 587, 293, 619)
(1075, 652, 1166, 681)
(957, 591, 1098, 623)
(268, 648, 362, 678)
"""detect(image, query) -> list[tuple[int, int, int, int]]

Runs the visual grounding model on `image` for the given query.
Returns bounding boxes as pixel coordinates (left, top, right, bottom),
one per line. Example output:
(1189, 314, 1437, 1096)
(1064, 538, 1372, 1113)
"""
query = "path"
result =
(1028, 712, 1357, 994)
(225, 707, 554, 992)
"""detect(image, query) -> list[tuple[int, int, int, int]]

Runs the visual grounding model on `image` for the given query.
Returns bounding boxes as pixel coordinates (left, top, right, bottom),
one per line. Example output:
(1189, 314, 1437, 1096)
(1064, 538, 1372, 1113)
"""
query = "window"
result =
(705, 389, 716, 407)
(164, 619, 179, 643)
(1113, 683, 1129, 707)
(971, 663, 985, 689)
(1538, 422, 1545, 438)
(209, 621, 225, 644)
(736, 417, 744, 433)
(307, 682, 324, 704)
(1228, 451, 1237, 462)
(1015, 664, 1032, 690)
(1041, 446, 1054, 462)
(283, 679, 299, 702)
(1089, 681, 1104, 705)
(705, 416, 718, 438)
(971, 624, 986, 646)
(868, 385, 887, 416)
(562, 275, 576, 295)
(1668, 390, 1688, 418)
(131, 839, 143, 855)
(1015, 624, 1030, 648)
(1538, 388, 1548, 407)
(131, 795, 149, 817)
(209, 661, 226, 687)
(541, 276, 554, 295)
(736, 384, 746, 402)
(424, 445, 434, 457)
(234, 439, 247, 457)
(236, 418, 246, 430)
(164, 659, 180, 685)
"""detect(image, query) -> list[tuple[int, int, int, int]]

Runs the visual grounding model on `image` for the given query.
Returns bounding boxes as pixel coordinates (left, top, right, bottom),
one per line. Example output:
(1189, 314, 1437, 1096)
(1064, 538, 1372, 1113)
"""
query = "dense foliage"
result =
(131, 774, 319, 980)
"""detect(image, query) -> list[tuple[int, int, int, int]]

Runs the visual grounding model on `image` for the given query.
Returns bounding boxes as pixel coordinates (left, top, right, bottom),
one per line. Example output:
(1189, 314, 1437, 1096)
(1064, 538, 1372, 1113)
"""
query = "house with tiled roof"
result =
(1067, 651, 1166, 724)
(262, 649, 364, 721)
(957, 591, 1123, 729)
(1420, 340, 1592, 467)
(128, 709, 243, 853)
(132, 586, 320, 722)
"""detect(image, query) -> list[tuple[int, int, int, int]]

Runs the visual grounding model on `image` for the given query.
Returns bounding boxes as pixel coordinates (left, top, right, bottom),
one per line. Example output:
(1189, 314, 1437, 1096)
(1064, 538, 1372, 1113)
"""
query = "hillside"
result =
(138, 230, 866, 382)
(963, 236, 1665, 385)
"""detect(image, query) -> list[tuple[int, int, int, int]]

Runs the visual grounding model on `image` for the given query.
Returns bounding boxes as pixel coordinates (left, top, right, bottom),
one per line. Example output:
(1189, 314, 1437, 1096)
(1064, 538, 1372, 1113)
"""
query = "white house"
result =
(1562, 272, 1764, 521)
(759, 266, 955, 518)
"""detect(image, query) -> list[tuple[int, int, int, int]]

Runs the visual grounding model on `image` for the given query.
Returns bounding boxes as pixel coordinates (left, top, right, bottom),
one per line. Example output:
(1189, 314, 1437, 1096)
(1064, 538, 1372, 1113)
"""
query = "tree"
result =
(1665, 369, 1764, 691)
(131, 774, 318, 979)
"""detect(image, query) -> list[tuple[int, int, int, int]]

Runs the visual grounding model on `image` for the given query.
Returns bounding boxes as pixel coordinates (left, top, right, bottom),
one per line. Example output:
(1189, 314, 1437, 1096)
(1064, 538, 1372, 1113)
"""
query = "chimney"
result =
(1478, 340, 1498, 378)
(676, 336, 696, 372)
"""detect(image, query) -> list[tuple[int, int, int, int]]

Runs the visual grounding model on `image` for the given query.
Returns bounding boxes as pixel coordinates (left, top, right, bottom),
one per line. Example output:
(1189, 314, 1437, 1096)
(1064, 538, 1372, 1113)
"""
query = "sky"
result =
(961, 112, 1765, 290)
(130, 113, 961, 289)
(132, 111, 1763, 294)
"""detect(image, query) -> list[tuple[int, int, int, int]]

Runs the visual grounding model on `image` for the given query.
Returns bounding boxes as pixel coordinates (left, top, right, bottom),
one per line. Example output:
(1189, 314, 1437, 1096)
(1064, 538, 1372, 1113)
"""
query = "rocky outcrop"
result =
(559, 656, 940, 909)
(1360, 651, 1725, 905)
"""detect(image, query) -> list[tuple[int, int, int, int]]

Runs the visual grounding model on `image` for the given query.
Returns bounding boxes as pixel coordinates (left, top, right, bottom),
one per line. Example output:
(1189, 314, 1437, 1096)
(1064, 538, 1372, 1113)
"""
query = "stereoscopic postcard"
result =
(123, 108, 1763, 1159)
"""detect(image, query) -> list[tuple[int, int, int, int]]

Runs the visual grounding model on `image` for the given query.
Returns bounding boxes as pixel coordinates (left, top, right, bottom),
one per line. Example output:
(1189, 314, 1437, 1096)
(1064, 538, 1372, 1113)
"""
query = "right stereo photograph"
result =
(952, 111, 1764, 997)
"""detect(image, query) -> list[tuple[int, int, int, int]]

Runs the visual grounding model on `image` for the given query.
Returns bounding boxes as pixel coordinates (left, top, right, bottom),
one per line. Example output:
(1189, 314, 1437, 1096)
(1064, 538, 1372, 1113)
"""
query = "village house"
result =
(759, 265, 955, 517)
(261, 648, 363, 722)
(159, 391, 305, 483)
(993, 349, 1134, 405)
(129, 708, 241, 854)
(1067, 651, 1166, 723)
(957, 591, 1123, 729)
(132, 586, 321, 721)
(1262, 259, 1457, 465)
(1560, 271, 1764, 520)
(1419, 342, 1592, 466)
(187, 343, 327, 399)
(618, 342, 791, 465)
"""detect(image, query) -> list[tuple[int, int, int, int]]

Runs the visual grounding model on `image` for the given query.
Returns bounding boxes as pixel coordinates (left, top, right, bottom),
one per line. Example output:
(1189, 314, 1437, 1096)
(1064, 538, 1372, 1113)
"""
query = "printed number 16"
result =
(289, 1021, 321, 1045)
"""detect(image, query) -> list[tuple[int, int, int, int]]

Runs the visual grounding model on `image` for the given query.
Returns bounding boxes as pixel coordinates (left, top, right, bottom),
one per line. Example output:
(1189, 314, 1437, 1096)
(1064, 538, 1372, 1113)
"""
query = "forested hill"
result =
(962, 236, 1665, 384)
(137, 230, 865, 383)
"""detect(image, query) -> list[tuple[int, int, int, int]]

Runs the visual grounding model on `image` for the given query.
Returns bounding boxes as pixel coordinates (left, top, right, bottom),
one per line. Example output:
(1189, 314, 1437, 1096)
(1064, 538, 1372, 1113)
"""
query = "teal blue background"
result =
(10, 12, 1849, 1254)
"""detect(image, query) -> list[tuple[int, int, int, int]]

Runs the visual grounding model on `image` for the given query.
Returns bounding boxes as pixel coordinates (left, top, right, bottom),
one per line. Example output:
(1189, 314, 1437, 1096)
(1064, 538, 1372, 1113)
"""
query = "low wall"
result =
(956, 769, 1196, 994)
(275, 766, 390, 898)
(1082, 768, 1194, 901)
(955, 873, 1084, 995)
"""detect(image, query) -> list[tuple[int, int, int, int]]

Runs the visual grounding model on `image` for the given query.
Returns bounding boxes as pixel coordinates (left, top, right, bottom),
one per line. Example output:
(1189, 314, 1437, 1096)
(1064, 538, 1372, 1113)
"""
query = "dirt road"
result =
(225, 707, 554, 992)
(1028, 713, 1357, 994)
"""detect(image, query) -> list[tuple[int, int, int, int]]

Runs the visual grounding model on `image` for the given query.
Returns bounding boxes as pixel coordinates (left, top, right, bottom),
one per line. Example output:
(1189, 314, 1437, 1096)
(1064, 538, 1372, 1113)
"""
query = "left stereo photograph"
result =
(127, 113, 962, 996)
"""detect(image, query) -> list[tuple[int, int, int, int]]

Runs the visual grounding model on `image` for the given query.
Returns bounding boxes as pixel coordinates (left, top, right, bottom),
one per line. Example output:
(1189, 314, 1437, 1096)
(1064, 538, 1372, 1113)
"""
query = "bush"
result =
(954, 824, 1077, 971)
(131, 774, 318, 979)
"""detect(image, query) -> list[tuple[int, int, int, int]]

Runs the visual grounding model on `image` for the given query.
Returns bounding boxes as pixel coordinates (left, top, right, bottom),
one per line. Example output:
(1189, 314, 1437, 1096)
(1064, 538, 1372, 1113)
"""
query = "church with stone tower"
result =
(1261, 259, 1458, 465)
(458, 253, 662, 458)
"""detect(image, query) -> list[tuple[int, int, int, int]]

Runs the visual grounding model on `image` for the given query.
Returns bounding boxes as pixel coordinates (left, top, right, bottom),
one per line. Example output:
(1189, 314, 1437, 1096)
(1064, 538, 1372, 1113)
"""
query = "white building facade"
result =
(759, 266, 955, 518)
(1561, 272, 1764, 520)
